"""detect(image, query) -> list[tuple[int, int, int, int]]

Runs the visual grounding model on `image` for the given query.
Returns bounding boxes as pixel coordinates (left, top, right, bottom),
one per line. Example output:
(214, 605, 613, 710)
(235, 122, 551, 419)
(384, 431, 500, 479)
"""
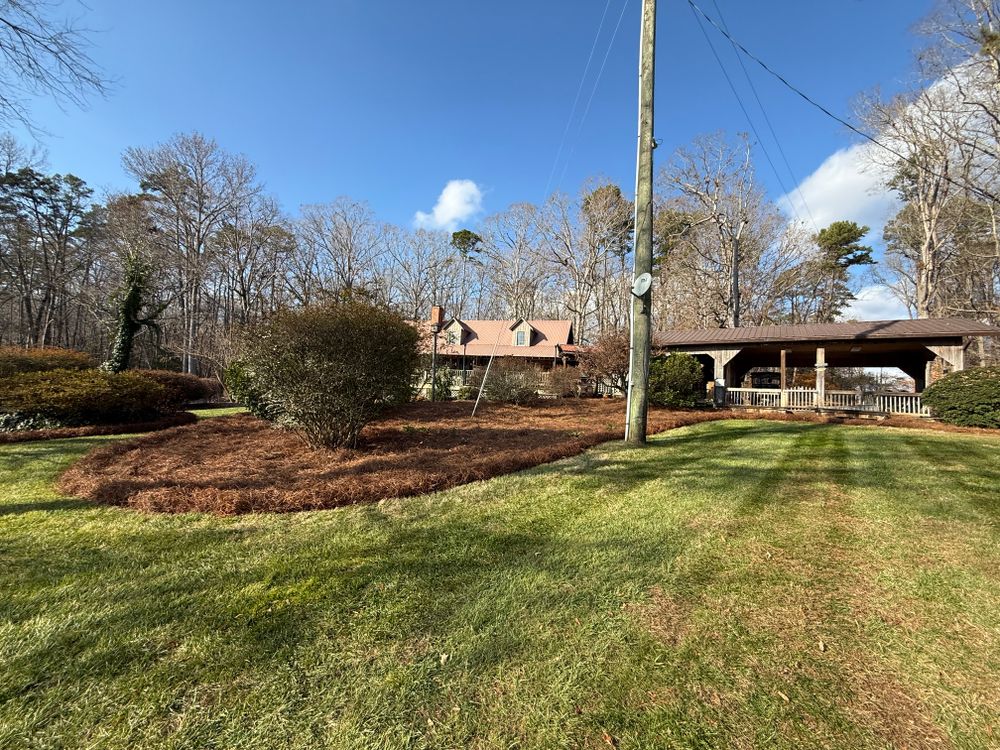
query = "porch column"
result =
(815, 346, 826, 409)
(779, 349, 788, 408)
(707, 348, 741, 406)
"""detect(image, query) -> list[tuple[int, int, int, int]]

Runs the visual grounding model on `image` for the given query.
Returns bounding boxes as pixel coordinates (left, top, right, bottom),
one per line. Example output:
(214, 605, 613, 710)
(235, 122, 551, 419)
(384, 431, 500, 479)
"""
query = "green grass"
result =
(1, 421, 998, 749)
(190, 405, 247, 419)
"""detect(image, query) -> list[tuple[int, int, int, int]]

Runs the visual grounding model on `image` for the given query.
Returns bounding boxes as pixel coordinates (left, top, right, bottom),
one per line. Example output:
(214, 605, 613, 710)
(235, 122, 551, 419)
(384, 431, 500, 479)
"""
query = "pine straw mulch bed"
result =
(56, 401, 998, 515)
(57, 401, 728, 515)
(0, 411, 197, 445)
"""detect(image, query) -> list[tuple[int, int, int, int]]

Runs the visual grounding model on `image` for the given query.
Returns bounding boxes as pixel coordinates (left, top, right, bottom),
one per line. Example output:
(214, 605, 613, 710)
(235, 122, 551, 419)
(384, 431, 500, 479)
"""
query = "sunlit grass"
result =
(1, 421, 998, 748)
(190, 405, 247, 419)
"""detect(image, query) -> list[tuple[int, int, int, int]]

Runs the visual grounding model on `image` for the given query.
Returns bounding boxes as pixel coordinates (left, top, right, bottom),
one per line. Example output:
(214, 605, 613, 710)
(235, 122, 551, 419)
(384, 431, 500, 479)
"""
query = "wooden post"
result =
(815, 346, 826, 409)
(625, 0, 657, 445)
(779, 349, 788, 408)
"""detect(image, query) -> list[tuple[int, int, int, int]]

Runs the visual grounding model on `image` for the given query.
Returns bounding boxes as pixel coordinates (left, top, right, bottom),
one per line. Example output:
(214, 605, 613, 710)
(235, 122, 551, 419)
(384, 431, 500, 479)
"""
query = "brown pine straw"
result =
(56, 401, 996, 515)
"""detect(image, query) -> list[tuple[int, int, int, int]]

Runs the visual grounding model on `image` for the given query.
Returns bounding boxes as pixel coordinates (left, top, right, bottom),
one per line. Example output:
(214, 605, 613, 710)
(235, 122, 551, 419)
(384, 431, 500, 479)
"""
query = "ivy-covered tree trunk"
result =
(102, 253, 148, 373)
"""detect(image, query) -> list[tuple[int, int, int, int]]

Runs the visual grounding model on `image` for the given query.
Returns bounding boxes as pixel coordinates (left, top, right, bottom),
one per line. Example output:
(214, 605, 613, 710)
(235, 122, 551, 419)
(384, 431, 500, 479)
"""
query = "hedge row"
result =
(0, 346, 94, 377)
(0, 369, 180, 429)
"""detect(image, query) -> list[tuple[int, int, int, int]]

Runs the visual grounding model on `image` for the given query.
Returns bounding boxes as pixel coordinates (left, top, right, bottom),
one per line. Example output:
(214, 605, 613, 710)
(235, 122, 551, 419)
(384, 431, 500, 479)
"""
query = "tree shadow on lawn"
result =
(589, 419, 1000, 523)
(1, 495, 710, 712)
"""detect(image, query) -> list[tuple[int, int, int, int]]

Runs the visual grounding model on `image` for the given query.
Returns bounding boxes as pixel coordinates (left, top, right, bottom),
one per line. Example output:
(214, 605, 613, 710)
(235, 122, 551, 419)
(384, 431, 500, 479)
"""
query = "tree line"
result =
(0, 126, 889, 376)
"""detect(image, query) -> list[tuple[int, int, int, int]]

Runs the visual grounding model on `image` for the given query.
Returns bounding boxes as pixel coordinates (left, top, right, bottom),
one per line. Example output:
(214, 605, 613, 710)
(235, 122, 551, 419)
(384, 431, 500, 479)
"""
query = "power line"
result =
(543, 0, 615, 199)
(686, 0, 997, 205)
(688, 2, 801, 224)
(555, 0, 631, 193)
(709, 0, 820, 232)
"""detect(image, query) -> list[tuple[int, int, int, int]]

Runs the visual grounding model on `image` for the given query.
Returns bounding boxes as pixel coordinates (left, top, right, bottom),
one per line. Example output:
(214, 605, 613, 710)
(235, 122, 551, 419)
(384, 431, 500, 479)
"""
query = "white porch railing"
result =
(726, 387, 783, 408)
(863, 392, 931, 416)
(726, 387, 930, 416)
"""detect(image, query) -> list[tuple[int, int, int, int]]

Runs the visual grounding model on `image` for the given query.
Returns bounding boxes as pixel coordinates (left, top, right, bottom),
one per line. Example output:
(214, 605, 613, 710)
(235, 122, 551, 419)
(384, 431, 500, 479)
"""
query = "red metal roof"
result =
(429, 319, 574, 359)
(654, 318, 1000, 348)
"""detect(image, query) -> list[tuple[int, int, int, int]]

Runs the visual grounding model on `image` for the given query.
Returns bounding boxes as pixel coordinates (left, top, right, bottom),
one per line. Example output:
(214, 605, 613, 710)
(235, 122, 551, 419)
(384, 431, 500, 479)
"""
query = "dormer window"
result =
(516, 330, 526, 346)
(446, 330, 459, 346)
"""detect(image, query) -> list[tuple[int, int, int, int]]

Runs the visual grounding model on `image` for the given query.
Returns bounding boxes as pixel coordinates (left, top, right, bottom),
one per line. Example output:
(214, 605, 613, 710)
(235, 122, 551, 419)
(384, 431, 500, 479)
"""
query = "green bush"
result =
(649, 353, 704, 407)
(922, 366, 1000, 428)
(135, 369, 216, 404)
(467, 359, 541, 404)
(0, 346, 94, 377)
(224, 360, 284, 421)
(0, 369, 175, 428)
(239, 302, 421, 448)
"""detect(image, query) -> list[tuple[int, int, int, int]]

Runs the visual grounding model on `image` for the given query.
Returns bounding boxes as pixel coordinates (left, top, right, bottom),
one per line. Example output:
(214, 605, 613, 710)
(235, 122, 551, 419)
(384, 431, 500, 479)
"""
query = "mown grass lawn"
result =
(1, 420, 998, 749)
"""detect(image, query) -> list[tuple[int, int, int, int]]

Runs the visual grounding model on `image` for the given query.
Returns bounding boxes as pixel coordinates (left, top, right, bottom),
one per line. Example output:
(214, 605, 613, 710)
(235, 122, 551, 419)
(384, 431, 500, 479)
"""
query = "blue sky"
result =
(15, 0, 931, 294)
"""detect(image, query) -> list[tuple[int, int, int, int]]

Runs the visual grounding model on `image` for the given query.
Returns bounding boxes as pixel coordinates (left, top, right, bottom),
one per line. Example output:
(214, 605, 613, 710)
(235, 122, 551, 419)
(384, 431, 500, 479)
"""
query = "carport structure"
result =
(654, 318, 1000, 416)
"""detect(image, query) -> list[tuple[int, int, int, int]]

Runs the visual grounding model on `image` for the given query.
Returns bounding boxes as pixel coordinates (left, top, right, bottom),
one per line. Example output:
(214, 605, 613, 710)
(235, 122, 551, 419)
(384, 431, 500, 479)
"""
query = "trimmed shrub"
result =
(239, 302, 421, 448)
(922, 366, 1000, 428)
(135, 369, 216, 404)
(0, 369, 175, 428)
(467, 359, 542, 404)
(649, 353, 704, 407)
(0, 346, 94, 377)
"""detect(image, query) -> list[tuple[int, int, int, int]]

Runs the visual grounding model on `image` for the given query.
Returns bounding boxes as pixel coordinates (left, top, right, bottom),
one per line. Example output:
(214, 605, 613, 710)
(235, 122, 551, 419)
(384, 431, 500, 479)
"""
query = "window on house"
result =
(516, 330, 526, 346)
(446, 330, 459, 345)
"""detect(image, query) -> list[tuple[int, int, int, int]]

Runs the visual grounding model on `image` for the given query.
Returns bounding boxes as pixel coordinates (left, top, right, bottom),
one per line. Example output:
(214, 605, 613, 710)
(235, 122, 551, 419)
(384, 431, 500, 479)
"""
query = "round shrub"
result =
(922, 366, 1000, 428)
(0, 346, 94, 377)
(135, 369, 216, 404)
(239, 301, 421, 448)
(467, 359, 541, 404)
(649, 353, 704, 407)
(0, 369, 175, 428)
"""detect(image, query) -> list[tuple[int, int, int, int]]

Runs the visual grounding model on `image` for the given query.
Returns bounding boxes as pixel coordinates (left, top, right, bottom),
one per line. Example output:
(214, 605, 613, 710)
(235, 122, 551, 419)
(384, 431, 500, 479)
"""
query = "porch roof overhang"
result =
(654, 318, 1000, 350)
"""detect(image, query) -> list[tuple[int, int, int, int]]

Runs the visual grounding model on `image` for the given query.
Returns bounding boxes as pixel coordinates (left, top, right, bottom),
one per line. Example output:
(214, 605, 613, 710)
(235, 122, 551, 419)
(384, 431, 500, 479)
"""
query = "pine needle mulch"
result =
(57, 401, 725, 514)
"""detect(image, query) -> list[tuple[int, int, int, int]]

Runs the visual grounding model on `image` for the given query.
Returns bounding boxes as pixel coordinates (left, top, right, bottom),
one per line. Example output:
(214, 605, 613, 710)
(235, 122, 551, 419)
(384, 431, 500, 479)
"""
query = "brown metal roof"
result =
(654, 318, 1000, 348)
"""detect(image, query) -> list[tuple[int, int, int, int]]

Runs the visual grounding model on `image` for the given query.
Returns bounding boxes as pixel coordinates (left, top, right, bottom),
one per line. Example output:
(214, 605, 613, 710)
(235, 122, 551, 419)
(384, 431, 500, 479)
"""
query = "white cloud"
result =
(842, 284, 911, 321)
(778, 143, 900, 234)
(414, 179, 483, 231)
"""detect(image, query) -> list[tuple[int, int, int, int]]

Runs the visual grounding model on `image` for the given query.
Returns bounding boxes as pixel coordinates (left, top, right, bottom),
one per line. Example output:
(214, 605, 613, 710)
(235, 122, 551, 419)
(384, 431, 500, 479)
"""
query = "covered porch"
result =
(655, 318, 1000, 417)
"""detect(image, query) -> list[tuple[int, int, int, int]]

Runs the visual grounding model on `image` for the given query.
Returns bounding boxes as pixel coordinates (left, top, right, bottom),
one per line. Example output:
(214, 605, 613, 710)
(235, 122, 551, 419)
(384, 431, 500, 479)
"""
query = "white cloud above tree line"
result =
(777, 143, 900, 234)
(414, 179, 483, 231)
(842, 284, 912, 321)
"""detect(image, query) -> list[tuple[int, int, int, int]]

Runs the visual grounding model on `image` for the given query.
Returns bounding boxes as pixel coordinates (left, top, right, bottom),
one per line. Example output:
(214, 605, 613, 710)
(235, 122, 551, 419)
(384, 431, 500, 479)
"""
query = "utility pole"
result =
(625, 0, 656, 445)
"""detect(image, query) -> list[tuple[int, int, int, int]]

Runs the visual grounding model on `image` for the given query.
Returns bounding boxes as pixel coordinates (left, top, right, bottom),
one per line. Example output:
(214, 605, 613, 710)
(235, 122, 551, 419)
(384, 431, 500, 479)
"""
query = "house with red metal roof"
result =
(424, 306, 577, 374)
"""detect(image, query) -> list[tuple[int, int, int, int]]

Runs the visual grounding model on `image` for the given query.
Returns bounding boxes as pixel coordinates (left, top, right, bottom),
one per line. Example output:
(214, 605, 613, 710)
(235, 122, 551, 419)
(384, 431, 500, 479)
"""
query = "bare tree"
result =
(387, 227, 458, 320)
(123, 133, 259, 372)
(478, 203, 551, 320)
(534, 182, 632, 343)
(659, 133, 760, 327)
(0, 0, 109, 130)
(295, 198, 386, 301)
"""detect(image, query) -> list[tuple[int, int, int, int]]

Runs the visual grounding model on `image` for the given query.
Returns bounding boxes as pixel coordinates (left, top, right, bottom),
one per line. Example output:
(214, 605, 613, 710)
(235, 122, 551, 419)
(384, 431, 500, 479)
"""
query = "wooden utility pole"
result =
(625, 0, 657, 445)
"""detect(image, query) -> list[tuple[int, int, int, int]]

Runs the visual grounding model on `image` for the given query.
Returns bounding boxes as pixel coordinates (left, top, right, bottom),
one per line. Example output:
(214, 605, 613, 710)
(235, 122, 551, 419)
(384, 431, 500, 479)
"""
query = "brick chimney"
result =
(430, 305, 445, 330)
